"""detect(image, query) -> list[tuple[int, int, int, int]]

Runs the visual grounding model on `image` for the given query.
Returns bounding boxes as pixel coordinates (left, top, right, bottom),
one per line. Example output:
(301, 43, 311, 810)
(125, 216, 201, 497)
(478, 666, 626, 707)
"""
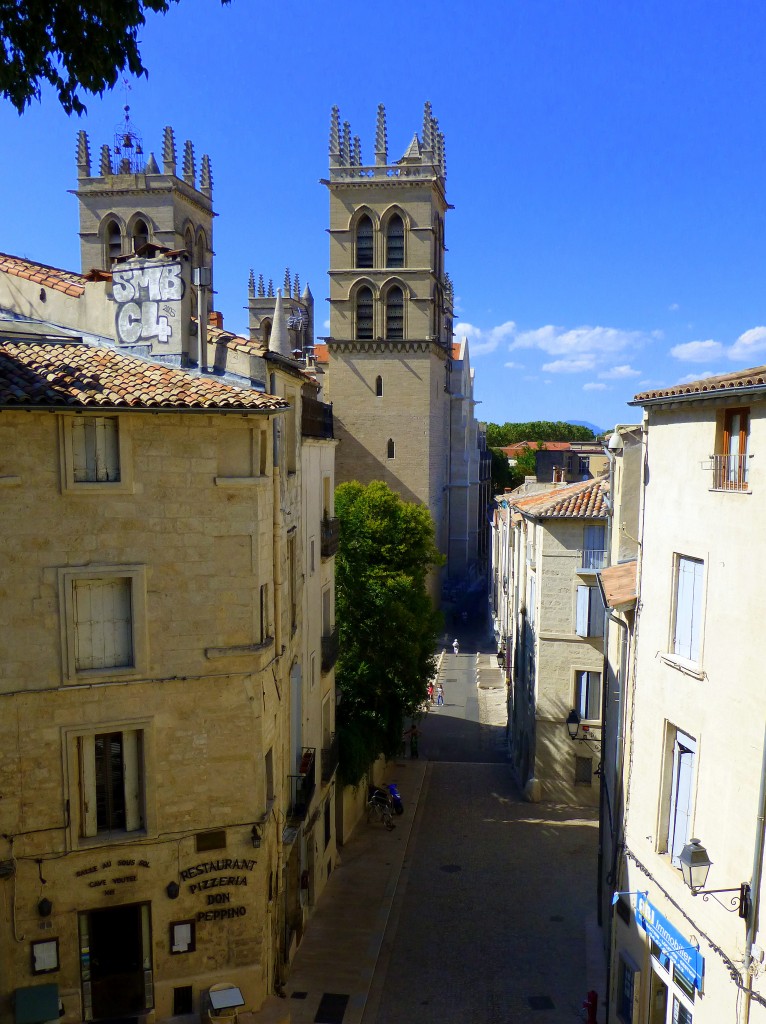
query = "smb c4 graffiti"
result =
(113, 260, 185, 346)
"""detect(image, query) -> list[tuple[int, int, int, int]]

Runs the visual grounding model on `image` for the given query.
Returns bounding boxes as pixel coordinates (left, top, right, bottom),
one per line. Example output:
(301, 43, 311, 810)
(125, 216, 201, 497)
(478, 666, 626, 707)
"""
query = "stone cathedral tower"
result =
(322, 102, 456, 584)
(72, 110, 214, 303)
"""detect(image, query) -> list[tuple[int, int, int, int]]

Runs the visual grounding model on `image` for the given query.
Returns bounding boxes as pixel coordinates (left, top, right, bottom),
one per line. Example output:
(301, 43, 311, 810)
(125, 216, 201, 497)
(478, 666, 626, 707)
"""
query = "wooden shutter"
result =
(74, 578, 133, 671)
(689, 559, 704, 662)
(576, 585, 589, 636)
(71, 418, 88, 481)
(123, 730, 143, 832)
(589, 586, 604, 637)
(669, 733, 696, 865)
(79, 735, 97, 837)
(674, 558, 703, 661)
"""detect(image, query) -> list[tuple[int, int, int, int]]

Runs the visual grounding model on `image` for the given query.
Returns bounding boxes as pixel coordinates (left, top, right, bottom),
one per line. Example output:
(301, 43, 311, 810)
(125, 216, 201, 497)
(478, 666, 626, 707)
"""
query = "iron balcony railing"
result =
(321, 733, 339, 783)
(711, 453, 749, 491)
(321, 627, 339, 673)
(301, 395, 334, 440)
(288, 747, 316, 820)
(580, 549, 607, 571)
(321, 517, 340, 559)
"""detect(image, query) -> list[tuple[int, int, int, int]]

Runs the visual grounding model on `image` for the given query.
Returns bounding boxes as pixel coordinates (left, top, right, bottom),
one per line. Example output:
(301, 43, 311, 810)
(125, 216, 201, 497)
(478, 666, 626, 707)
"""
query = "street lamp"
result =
(679, 839, 750, 918)
(566, 709, 581, 740)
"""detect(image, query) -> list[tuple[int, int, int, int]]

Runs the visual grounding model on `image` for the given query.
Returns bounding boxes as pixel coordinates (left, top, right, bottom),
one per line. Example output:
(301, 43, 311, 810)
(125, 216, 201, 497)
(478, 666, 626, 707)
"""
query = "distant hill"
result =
(568, 420, 605, 436)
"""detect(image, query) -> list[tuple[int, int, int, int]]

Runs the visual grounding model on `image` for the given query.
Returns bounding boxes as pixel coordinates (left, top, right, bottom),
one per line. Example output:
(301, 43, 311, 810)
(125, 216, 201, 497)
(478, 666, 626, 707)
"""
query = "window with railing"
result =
(581, 524, 606, 570)
(712, 407, 750, 491)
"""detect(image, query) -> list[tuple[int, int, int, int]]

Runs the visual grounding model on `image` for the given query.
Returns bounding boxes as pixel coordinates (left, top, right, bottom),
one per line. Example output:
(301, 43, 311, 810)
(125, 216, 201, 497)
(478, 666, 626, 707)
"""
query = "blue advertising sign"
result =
(636, 895, 704, 992)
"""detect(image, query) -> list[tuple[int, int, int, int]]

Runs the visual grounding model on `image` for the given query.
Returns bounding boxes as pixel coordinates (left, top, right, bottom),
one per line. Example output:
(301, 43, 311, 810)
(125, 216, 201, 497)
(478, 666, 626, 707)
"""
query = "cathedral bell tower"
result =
(322, 103, 455, 580)
(72, 110, 215, 309)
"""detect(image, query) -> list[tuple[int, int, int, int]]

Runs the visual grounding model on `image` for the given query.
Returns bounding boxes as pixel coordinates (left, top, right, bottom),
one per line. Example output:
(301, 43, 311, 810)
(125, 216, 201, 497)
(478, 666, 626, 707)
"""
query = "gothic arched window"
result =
(106, 220, 122, 264)
(262, 318, 272, 348)
(386, 214, 404, 267)
(385, 286, 404, 340)
(375, 375, 383, 397)
(132, 219, 148, 253)
(387, 438, 395, 460)
(196, 232, 207, 273)
(356, 286, 374, 340)
(356, 215, 374, 269)
(184, 229, 194, 263)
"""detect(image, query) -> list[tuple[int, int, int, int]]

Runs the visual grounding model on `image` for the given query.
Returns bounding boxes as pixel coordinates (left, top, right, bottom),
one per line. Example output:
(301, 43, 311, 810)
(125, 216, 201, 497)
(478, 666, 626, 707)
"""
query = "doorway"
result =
(79, 902, 152, 1020)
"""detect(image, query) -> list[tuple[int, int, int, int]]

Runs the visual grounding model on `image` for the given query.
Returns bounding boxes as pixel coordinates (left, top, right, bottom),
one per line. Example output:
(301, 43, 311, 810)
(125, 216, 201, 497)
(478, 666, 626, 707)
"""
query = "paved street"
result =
(253, 626, 605, 1024)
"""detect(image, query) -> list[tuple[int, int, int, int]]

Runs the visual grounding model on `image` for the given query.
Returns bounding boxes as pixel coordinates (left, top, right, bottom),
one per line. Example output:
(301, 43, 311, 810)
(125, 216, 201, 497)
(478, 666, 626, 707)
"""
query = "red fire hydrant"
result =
(582, 990, 598, 1024)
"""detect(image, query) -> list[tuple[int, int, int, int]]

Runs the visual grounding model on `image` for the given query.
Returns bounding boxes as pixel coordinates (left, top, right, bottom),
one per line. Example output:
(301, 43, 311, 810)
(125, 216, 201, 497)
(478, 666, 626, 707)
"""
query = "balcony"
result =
(580, 549, 607, 572)
(321, 627, 339, 673)
(288, 747, 316, 819)
(321, 733, 339, 784)
(321, 516, 340, 559)
(301, 395, 334, 439)
(711, 453, 750, 491)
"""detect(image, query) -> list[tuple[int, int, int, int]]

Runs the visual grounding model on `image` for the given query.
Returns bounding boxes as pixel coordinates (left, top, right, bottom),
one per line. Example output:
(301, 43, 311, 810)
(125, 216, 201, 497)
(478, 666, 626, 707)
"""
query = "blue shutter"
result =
(576, 586, 589, 636)
(669, 734, 696, 865)
(689, 559, 704, 662)
(589, 586, 604, 638)
(673, 558, 694, 659)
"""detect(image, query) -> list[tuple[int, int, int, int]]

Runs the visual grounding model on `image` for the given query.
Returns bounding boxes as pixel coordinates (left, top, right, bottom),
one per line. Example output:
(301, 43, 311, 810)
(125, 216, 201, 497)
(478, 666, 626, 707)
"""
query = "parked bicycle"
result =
(366, 786, 395, 830)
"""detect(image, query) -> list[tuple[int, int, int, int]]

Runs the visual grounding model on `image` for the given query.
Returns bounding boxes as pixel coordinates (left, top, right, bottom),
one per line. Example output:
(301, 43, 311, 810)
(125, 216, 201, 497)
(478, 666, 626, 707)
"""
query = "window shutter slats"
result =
(576, 585, 589, 637)
(123, 730, 142, 832)
(79, 734, 97, 837)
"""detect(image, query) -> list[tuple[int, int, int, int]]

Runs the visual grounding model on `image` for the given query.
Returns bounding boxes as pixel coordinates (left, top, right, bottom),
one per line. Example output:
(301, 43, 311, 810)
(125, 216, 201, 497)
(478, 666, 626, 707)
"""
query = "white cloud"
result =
(510, 324, 652, 358)
(670, 339, 724, 362)
(729, 326, 766, 361)
(669, 303, 680, 312)
(323, 318, 330, 331)
(598, 364, 641, 379)
(455, 320, 516, 356)
(678, 370, 718, 383)
(542, 357, 596, 374)
(503, 361, 523, 369)
(583, 382, 607, 391)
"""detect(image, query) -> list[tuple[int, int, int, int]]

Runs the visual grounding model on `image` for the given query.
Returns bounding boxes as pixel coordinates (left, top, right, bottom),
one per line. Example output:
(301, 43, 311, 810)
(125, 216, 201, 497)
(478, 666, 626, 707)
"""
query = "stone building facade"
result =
(0, 122, 338, 1023)
(319, 103, 482, 592)
(504, 477, 608, 806)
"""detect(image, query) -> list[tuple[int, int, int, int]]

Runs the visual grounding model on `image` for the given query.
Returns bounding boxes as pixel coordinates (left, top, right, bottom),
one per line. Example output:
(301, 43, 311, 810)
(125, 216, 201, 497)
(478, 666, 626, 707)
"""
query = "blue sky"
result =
(3, 0, 766, 431)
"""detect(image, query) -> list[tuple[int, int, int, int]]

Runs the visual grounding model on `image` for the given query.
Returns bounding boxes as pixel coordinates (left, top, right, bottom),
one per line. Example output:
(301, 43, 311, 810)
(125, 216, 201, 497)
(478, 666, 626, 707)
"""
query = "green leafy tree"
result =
(0, 1, 229, 114)
(485, 421, 597, 447)
(334, 481, 444, 786)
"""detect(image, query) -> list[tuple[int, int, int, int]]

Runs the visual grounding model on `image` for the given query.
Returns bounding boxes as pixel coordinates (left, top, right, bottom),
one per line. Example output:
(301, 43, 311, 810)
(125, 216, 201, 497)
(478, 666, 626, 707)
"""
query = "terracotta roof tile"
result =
(0, 341, 287, 412)
(632, 365, 766, 404)
(0, 252, 87, 297)
(511, 475, 608, 519)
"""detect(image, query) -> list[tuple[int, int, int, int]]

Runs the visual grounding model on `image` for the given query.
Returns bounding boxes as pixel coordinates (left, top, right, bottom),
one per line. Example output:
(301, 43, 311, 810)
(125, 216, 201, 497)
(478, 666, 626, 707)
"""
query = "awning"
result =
(14, 984, 59, 1024)
(598, 559, 638, 610)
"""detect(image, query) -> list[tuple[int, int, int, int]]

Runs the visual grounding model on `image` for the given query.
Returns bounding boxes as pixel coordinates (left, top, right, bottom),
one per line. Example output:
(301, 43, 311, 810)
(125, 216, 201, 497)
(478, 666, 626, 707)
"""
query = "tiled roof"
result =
(599, 560, 638, 609)
(511, 475, 608, 519)
(0, 341, 287, 411)
(194, 318, 265, 357)
(499, 441, 573, 455)
(632, 365, 766, 404)
(0, 252, 87, 297)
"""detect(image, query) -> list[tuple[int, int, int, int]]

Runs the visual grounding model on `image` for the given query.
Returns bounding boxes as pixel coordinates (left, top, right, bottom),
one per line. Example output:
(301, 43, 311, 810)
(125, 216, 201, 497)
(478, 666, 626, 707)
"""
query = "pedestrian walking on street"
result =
(436, 683, 444, 706)
(402, 722, 421, 758)
(427, 681, 434, 705)
(452, 638, 460, 656)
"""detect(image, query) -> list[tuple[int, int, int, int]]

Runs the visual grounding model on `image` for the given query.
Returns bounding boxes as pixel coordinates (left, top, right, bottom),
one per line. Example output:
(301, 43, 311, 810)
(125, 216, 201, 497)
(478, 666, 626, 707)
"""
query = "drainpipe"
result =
(743, 722, 766, 1024)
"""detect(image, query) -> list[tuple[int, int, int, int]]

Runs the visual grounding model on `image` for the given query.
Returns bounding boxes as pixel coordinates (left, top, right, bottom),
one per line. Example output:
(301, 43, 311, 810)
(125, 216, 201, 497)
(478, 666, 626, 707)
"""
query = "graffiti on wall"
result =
(113, 259, 185, 347)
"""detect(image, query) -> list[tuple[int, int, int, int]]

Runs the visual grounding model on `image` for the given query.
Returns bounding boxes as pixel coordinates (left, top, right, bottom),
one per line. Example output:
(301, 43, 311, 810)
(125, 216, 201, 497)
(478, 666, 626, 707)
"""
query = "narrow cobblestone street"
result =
(253, 625, 606, 1024)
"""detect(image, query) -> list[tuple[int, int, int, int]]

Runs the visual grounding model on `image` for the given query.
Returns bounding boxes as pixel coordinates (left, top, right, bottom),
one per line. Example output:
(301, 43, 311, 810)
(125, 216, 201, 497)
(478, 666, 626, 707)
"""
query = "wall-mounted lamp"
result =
(566, 709, 581, 740)
(251, 824, 263, 849)
(166, 881, 180, 900)
(679, 839, 750, 918)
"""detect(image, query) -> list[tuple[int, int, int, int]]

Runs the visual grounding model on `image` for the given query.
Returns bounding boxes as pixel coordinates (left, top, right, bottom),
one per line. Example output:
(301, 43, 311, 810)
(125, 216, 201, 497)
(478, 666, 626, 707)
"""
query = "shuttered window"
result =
(79, 729, 144, 837)
(356, 287, 374, 340)
(72, 416, 120, 482)
(576, 585, 604, 637)
(673, 557, 704, 662)
(575, 670, 601, 721)
(385, 286, 404, 340)
(668, 731, 696, 865)
(74, 577, 133, 670)
(386, 214, 404, 267)
(356, 216, 374, 268)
